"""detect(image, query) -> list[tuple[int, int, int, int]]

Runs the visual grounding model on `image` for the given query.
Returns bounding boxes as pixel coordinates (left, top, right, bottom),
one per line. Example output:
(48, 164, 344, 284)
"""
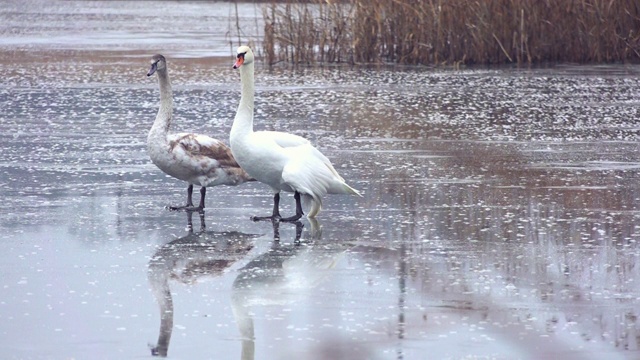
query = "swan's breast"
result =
(231, 136, 290, 187)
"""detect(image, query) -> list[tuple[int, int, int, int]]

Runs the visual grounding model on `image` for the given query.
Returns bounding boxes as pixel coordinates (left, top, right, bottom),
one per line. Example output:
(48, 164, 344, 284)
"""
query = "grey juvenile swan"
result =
(147, 54, 253, 211)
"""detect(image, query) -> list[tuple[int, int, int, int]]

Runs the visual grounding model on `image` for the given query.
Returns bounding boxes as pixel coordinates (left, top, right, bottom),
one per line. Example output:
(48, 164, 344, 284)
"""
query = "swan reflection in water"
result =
(148, 214, 350, 358)
(147, 211, 260, 356)
(231, 218, 352, 360)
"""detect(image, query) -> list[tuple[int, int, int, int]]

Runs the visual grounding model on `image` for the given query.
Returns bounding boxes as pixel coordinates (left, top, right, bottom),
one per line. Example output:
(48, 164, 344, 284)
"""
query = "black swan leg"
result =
(169, 184, 195, 211)
(196, 186, 206, 210)
(251, 193, 282, 221)
(279, 192, 304, 222)
(169, 185, 206, 212)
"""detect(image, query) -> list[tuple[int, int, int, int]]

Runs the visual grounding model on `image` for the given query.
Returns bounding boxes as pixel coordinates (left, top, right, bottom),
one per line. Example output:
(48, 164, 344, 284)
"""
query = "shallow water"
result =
(1, 1, 640, 359)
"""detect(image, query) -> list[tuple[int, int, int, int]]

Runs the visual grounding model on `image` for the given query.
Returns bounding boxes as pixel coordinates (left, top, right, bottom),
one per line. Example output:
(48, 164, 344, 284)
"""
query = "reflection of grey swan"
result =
(229, 46, 361, 221)
(231, 219, 347, 359)
(185, 209, 206, 233)
(147, 54, 253, 211)
(147, 213, 260, 357)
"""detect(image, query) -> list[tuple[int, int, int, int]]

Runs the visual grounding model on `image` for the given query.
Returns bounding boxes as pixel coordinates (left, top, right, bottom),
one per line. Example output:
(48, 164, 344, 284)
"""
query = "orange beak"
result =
(233, 56, 244, 69)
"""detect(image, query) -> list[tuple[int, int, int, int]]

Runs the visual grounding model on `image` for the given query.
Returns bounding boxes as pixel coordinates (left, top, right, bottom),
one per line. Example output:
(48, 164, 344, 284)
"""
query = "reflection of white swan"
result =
(147, 54, 253, 211)
(229, 46, 361, 221)
(231, 219, 348, 359)
(147, 212, 260, 357)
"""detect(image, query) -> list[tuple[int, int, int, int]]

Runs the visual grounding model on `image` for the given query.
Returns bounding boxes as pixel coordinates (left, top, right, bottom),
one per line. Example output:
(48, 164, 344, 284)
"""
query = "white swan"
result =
(229, 46, 361, 221)
(147, 54, 253, 211)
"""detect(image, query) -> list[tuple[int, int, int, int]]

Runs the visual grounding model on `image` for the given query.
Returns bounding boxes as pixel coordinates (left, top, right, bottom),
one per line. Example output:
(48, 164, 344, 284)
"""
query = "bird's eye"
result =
(237, 52, 247, 59)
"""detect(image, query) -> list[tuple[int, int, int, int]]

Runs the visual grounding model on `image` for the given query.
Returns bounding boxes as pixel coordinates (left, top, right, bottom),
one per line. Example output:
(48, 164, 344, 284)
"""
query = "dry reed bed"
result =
(261, 0, 640, 65)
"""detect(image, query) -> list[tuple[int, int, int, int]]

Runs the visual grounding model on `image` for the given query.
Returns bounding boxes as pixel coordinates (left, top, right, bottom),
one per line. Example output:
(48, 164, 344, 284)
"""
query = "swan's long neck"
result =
(148, 265, 173, 356)
(148, 68, 172, 145)
(230, 63, 255, 142)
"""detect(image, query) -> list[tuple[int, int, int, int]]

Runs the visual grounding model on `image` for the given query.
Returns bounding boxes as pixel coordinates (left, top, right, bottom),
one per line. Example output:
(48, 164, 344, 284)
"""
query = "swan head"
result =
(147, 54, 167, 77)
(233, 46, 254, 69)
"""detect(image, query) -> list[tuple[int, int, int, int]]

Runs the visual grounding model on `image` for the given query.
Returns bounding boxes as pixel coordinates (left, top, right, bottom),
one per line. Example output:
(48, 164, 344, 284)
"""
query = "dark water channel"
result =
(1, 1, 640, 359)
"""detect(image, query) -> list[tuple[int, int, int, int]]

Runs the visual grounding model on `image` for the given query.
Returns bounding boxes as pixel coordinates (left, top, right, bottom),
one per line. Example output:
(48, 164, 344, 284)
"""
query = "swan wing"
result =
(281, 144, 361, 217)
(168, 133, 241, 168)
(281, 150, 325, 217)
(257, 131, 310, 149)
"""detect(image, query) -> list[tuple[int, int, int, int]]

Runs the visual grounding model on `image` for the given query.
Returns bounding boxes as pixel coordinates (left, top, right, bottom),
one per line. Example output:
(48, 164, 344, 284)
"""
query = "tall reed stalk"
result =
(262, 0, 640, 65)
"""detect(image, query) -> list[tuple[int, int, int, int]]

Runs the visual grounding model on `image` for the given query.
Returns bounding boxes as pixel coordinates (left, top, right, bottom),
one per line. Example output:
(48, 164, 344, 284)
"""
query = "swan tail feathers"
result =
(302, 193, 322, 218)
(320, 162, 361, 196)
(342, 182, 362, 197)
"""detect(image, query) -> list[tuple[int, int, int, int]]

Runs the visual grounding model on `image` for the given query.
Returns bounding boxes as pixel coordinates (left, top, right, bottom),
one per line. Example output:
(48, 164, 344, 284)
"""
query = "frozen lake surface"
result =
(1, 1, 640, 359)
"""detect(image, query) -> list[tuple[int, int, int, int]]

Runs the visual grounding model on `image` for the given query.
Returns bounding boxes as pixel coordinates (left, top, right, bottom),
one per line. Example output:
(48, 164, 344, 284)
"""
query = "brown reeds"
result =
(262, 0, 640, 65)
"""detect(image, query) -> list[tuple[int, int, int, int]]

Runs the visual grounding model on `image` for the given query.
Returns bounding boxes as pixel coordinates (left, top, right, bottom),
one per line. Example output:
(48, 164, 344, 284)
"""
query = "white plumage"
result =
(229, 46, 361, 221)
(147, 54, 253, 211)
